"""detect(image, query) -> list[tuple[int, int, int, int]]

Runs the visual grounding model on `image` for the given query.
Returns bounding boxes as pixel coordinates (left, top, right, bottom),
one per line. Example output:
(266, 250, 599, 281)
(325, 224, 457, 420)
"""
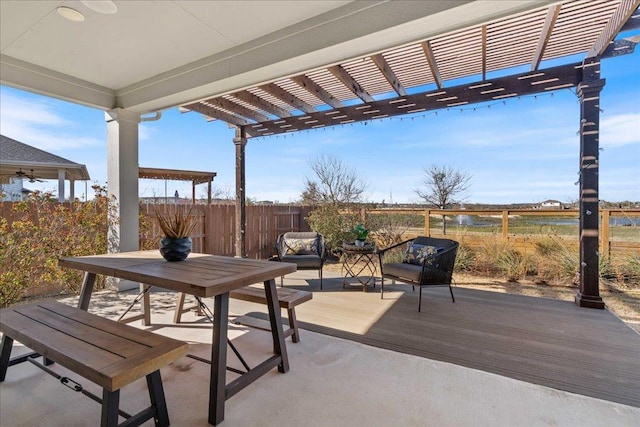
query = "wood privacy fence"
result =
(363, 208, 640, 257)
(141, 204, 313, 258)
(1, 201, 636, 259)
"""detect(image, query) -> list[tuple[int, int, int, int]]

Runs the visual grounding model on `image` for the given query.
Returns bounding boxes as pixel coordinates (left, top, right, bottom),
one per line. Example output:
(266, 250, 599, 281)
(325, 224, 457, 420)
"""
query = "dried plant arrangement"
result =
(155, 208, 197, 239)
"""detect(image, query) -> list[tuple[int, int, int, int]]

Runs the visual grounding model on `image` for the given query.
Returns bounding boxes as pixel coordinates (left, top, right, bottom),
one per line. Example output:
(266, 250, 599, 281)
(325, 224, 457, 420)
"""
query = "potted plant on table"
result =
(353, 223, 369, 247)
(156, 209, 197, 261)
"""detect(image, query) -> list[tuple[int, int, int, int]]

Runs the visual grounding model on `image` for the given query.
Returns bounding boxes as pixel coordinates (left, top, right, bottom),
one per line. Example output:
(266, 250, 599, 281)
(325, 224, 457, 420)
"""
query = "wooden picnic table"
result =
(59, 250, 296, 425)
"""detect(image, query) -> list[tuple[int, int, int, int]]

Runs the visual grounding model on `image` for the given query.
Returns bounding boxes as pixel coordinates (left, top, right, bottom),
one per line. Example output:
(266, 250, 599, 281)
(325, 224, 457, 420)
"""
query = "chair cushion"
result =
(382, 262, 422, 282)
(284, 237, 318, 255)
(403, 243, 440, 266)
(280, 254, 322, 269)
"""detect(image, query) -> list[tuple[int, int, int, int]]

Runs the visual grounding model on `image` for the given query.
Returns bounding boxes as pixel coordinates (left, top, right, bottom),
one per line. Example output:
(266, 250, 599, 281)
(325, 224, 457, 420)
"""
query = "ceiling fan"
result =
(4, 169, 45, 183)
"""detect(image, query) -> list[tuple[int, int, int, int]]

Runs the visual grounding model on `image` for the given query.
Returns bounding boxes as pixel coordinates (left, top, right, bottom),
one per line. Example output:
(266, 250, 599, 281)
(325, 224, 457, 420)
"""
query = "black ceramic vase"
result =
(160, 237, 192, 262)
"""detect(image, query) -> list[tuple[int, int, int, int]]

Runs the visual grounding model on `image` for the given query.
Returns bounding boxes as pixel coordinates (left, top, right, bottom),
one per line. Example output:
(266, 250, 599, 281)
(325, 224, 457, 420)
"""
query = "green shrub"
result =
(453, 244, 474, 272)
(534, 236, 565, 256)
(306, 205, 359, 257)
(623, 254, 640, 283)
(472, 235, 508, 275)
(496, 246, 526, 281)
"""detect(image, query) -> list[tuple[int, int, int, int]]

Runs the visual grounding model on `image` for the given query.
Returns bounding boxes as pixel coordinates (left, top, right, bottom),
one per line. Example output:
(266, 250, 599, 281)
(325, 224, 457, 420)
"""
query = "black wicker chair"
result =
(275, 232, 326, 289)
(377, 236, 458, 312)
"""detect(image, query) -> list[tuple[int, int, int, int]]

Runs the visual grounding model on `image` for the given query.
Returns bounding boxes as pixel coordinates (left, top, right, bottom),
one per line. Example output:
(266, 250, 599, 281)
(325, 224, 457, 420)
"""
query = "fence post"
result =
(600, 209, 610, 258)
(502, 210, 509, 242)
(424, 210, 430, 236)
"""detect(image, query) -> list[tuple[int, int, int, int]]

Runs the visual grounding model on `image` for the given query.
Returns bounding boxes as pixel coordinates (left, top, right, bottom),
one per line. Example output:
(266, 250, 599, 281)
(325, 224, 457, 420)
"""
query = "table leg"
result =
(263, 279, 289, 373)
(209, 293, 229, 425)
(77, 272, 97, 311)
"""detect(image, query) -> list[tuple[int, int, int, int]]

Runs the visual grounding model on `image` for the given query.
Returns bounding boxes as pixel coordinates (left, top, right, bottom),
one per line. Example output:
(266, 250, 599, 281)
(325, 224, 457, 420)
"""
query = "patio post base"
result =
(574, 292, 605, 309)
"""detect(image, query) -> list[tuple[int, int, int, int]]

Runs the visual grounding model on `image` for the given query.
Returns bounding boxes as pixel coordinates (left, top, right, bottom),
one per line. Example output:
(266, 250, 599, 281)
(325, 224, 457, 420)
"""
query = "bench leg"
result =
(147, 370, 170, 427)
(0, 335, 13, 382)
(141, 284, 151, 326)
(174, 292, 186, 323)
(101, 389, 120, 427)
(174, 292, 203, 324)
(287, 308, 300, 343)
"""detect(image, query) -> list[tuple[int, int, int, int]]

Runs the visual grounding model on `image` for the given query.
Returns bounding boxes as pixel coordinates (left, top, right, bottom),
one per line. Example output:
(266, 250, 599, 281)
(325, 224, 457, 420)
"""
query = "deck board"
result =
(240, 278, 640, 407)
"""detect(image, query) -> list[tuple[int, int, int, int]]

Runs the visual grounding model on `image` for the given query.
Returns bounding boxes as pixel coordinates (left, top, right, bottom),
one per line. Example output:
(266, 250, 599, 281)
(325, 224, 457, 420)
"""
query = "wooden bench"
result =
(174, 286, 312, 342)
(0, 301, 189, 427)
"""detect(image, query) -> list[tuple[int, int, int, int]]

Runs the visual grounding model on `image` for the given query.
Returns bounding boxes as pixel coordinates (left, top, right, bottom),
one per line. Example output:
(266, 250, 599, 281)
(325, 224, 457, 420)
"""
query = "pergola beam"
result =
(205, 98, 270, 123)
(183, 102, 251, 127)
(481, 25, 487, 81)
(232, 91, 292, 118)
(587, 0, 640, 57)
(371, 54, 407, 97)
(531, 5, 562, 71)
(260, 83, 315, 114)
(422, 41, 443, 89)
(243, 62, 581, 137)
(328, 65, 374, 103)
(291, 75, 343, 108)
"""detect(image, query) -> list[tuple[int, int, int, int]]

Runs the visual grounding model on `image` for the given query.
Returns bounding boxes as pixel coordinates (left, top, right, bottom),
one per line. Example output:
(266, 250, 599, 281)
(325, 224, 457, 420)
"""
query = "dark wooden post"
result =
(575, 57, 605, 309)
(234, 127, 247, 258)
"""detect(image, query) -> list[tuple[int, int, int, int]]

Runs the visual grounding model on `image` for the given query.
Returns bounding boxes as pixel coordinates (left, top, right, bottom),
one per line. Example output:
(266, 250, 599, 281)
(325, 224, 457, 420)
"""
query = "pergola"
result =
(1, 0, 639, 307)
(180, 0, 640, 309)
(138, 167, 217, 205)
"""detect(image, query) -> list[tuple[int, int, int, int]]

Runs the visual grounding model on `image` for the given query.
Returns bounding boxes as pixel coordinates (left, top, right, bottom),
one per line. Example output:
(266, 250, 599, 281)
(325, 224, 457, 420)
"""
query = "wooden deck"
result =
(243, 277, 640, 408)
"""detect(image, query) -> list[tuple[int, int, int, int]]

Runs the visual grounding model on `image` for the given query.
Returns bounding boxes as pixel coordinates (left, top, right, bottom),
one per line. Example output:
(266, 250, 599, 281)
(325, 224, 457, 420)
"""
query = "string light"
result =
(250, 90, 563, 141)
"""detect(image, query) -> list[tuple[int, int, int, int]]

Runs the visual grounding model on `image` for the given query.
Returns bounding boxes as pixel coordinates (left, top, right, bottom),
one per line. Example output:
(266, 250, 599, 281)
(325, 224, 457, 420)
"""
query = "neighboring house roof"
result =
(0, 135, 90, 183)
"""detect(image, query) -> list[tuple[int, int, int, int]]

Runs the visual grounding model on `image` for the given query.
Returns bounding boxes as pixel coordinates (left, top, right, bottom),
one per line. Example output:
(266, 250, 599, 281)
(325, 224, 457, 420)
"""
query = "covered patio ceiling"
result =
(1, 0, 577, 113)
(181, 0, 640, 136)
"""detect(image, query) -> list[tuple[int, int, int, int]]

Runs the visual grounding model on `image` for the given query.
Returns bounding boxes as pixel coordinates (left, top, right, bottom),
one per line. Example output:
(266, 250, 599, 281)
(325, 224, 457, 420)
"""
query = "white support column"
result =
(69, 179, 75, 201)
(57, 169, 65, 202)
(105, 108, 141, 290)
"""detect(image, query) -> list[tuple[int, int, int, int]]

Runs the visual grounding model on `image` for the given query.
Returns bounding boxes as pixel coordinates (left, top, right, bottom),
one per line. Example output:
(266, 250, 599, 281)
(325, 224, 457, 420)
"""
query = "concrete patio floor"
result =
(1, 270, 639, 426)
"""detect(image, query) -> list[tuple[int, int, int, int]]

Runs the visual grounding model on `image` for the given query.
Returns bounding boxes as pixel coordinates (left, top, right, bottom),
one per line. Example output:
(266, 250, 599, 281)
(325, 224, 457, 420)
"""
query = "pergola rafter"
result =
(531, 5, 563, 71)
(328, 65, 375, 103)
(371, 54, 407, 97)
(291, 75, 344, 109)
(232, 91, 292, 119)
(422, 41, 443, 90)
(260, 83, 315, 114)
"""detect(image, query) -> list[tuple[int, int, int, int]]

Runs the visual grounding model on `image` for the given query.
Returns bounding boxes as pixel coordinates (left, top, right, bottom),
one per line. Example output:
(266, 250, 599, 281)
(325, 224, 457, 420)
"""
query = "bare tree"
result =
(302, 154, 368, 207)
(301, 154, 368, 252)
(415, 164, 471, 234)
(200, 184, 233, 202)
(300, 181, 321, 206)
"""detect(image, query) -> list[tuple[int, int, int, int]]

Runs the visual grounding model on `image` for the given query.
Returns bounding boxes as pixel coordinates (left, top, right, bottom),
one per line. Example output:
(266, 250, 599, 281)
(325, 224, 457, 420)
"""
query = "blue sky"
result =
(1, 51, 638, 205)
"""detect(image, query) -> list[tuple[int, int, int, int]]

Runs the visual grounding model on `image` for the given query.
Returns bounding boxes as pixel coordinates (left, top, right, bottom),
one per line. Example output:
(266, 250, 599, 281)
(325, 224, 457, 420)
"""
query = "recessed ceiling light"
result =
(81, 1, 118, 15)
(57, 6, 85, 22)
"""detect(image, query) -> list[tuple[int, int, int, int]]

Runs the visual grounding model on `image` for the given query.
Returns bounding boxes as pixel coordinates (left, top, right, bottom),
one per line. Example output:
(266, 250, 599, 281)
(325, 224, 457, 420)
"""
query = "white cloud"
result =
(0, 90, 102, 150)
(600, 113, 640, 147)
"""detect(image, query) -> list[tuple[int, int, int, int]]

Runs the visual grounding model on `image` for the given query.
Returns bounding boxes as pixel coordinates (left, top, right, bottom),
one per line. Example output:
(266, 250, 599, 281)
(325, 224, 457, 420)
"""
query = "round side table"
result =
(341, 242, 377, 291)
